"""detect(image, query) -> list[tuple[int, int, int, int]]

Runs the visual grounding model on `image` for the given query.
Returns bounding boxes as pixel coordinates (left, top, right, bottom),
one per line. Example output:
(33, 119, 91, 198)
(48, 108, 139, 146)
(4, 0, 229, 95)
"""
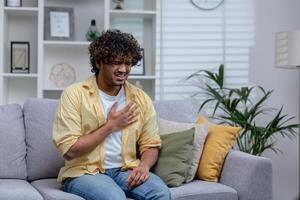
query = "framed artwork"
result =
(44, 7, 74, 41)
(6, 0, 22, 7)
(130, 48, 145, 75)
(10, 41, 30, 73)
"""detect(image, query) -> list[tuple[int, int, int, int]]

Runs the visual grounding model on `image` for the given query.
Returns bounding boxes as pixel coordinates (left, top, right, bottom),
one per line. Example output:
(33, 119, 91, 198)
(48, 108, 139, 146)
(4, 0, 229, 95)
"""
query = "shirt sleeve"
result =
(52, 86, 82, 157)
(138, 93, 162, 155)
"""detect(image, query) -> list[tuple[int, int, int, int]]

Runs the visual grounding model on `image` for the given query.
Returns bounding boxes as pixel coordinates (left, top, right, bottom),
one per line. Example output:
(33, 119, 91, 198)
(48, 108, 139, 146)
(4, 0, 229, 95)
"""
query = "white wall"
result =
(250, 1, 299, 199)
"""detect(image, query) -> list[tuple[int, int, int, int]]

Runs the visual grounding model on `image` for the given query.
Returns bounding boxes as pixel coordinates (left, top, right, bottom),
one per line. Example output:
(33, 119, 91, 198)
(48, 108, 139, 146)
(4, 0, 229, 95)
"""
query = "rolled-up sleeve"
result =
(52, 87, 82, 156)
(138, 95, 161, 154)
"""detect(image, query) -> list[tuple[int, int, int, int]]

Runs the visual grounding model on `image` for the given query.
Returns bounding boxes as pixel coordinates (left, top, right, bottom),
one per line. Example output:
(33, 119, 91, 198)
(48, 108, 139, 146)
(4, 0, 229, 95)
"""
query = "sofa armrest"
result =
(219, 150, 272, 200)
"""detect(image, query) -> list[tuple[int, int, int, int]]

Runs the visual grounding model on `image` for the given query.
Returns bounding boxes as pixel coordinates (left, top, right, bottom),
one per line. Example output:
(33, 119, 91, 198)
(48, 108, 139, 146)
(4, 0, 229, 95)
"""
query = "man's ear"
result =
(96, 62, 103, 69)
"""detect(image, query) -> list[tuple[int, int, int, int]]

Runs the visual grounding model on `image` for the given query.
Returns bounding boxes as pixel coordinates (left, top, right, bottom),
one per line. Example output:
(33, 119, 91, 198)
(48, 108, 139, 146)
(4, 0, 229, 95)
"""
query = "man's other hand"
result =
(126, 164, 150, 188)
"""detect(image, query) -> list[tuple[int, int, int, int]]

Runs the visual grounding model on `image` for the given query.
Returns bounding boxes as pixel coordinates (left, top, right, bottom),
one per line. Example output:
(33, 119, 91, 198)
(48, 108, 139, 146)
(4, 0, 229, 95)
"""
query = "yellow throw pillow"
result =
(196, 117, 241, 182)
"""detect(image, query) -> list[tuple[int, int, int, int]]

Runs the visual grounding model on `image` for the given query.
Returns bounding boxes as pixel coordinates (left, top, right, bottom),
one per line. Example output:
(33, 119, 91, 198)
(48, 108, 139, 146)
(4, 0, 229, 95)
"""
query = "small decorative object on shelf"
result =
(44, 7, 75, 41)
(130, 48, 145, 75)
(11, 41, 30, 73)
(6, 0, 22, 7)
(85, 19, 101, 41)
(112, 0, 124, 10)
(49, 62, 76, 87)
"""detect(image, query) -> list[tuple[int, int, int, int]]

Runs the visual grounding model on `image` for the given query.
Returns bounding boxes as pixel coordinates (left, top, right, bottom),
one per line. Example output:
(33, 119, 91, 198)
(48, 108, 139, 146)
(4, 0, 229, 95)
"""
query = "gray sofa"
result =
(0, 98, 272, 200)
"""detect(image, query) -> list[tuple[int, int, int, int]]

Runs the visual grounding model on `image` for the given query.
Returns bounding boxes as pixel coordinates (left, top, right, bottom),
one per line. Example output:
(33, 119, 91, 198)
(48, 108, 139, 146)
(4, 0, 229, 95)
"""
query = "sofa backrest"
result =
(22, 98, 199, 181)
(0, 104, 27, 180)
(23, 98, 64, 181)
(153, 99, 199, 123)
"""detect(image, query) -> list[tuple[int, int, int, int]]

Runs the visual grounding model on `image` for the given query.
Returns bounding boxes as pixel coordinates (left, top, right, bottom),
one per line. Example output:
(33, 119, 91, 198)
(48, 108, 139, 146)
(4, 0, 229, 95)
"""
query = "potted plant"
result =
(187, 64, 299, 156)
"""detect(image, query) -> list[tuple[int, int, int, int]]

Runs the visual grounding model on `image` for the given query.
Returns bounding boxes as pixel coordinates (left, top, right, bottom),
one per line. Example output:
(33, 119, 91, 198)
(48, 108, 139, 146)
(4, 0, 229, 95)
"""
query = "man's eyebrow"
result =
(113, 60, 122, 63)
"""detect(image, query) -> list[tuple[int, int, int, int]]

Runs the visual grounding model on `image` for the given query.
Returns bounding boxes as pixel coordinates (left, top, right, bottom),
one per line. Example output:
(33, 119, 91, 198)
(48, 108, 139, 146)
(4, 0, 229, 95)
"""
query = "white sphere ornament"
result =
(49, 62, 76, 87)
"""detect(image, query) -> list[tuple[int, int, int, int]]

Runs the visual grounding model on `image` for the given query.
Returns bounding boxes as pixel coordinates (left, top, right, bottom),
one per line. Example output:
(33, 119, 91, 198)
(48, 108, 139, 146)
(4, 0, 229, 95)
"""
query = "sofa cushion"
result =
(0, 104, 27, 179)
(154, 99, 199, 123)
(0, 179, 43, 200)
(196, 117, 241, 182)
(31, 179, 84, 200)
(170, 180, 238, 200)
(158, 118, 208, 183)
(31, 179, 237, 200)
(23, 98, 64, 181)
(152, 128, 195, 187)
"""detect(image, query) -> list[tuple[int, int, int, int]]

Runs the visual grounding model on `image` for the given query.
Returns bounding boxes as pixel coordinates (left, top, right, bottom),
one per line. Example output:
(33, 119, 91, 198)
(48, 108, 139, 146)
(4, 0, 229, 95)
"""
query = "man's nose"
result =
(118, 64, 127, 72)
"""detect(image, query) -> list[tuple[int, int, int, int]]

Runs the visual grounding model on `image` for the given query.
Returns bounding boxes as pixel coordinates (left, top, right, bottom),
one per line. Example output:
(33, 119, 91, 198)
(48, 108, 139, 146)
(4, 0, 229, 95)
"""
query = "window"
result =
(156, 0, 255, 100)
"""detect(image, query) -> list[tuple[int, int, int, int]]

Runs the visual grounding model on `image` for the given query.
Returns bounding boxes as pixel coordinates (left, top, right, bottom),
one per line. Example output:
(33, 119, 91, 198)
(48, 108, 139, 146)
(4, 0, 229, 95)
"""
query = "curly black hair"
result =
(89, 29, 143, 75)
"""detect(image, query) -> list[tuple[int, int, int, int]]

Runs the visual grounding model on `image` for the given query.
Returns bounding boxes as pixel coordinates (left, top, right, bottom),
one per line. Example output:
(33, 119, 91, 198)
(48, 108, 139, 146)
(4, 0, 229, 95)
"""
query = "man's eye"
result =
(114, 61, 122, 65)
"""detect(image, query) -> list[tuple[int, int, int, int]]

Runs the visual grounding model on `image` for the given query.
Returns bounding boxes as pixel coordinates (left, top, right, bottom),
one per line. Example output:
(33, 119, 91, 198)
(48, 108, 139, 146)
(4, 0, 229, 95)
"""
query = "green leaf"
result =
(199, 98, 215, 113)
(218, 64, 224, 88)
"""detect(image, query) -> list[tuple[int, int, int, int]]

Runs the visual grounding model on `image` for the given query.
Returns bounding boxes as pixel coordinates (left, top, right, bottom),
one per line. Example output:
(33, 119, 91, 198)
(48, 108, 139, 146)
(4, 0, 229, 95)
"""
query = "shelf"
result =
(4, 7, 38, 16)
(110, 10, 156, 19)
(44, 41, 91, 48)
(3, 73, 38, 78)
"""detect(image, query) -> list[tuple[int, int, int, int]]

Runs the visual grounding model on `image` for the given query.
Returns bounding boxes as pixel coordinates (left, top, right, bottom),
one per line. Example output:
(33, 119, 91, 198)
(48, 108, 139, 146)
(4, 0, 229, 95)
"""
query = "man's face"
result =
(99, 60, 132, 87)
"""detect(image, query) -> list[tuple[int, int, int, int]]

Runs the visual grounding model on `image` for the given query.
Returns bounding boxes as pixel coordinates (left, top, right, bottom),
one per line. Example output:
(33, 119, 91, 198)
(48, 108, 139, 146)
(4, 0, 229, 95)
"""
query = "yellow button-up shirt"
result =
(52, 75, 161, 183)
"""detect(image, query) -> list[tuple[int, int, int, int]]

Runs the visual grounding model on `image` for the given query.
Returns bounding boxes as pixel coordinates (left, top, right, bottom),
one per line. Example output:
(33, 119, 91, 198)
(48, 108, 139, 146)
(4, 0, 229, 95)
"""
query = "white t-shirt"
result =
(99, 87, 125, 169)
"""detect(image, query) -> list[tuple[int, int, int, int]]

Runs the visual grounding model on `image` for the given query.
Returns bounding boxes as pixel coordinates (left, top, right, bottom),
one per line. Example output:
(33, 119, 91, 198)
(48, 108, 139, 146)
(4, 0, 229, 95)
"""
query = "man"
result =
(52, 29, 170, 200)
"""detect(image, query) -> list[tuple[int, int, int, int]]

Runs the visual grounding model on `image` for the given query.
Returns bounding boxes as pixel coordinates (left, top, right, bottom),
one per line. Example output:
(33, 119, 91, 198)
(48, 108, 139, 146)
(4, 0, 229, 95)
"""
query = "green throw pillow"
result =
(152, 128, 195, 187)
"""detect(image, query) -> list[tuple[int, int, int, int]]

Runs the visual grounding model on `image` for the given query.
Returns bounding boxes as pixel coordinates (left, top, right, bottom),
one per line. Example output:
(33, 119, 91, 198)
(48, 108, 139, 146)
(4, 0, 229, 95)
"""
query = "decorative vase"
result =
(85, 19, 101, 42)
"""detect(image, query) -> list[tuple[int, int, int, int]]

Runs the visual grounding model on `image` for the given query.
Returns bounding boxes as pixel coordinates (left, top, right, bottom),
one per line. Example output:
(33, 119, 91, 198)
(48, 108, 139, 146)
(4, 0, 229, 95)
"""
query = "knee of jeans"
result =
(62, 177, 127, 200)
(158, 189, 171, 200)
(105, 191, 127, 200)
(148, 188, 171, 200)
(69, 187, 126, 200)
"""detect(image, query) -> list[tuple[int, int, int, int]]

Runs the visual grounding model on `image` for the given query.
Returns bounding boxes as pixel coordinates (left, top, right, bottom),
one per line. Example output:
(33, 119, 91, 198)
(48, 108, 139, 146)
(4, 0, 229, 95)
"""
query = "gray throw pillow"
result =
(158, 118, 208, 182)
(152, 128, 195, 187)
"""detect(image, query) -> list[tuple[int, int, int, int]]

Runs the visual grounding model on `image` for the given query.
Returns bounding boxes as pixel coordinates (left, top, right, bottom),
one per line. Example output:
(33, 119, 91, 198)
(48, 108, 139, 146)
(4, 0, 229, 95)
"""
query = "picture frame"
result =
(130, 48, 145, 75)
(10, 41, 30, 73)
(44, 7, 74, 41)
(6, 0, 22, 7)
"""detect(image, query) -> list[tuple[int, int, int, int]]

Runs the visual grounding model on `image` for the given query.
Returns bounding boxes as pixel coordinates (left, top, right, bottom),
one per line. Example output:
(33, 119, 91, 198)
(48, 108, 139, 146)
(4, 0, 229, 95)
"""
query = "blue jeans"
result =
(63, 168, 170, 200)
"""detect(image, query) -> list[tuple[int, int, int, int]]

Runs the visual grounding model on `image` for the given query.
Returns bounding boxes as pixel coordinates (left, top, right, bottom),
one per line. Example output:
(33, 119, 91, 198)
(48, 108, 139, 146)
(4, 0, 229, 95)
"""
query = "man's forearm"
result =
(64, 101, 139, 161)
(139, 148, 159, 170)
(64, 123, 113, 160)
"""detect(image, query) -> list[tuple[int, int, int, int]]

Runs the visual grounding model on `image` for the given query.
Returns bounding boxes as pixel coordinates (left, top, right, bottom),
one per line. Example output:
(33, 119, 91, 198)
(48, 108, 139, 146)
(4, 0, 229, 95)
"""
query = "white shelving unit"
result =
(3, 73, 38, 77)
(0, 0, 158, 105)
(0, 0, 39, 105)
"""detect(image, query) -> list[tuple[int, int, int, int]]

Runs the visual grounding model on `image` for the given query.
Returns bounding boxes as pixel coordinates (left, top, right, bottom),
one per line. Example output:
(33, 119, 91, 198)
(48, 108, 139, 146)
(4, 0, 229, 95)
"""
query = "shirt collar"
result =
(82, 75, 98, 95)
(81, 75, 136, 101)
